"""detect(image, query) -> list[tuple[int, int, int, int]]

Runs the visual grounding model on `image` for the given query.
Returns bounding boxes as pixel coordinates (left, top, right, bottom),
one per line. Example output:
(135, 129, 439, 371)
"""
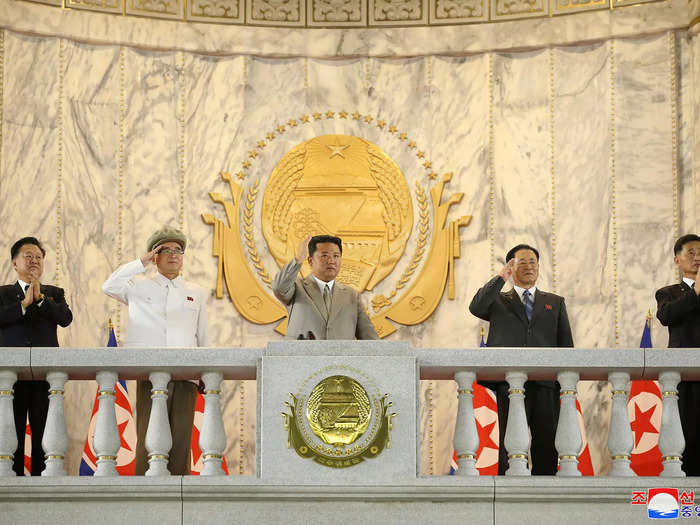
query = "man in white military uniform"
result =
(102, 227, 208, 475)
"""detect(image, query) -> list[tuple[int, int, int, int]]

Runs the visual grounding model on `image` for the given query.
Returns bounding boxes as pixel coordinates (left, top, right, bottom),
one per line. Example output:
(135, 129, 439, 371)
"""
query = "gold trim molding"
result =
(20, 0, 668, 27)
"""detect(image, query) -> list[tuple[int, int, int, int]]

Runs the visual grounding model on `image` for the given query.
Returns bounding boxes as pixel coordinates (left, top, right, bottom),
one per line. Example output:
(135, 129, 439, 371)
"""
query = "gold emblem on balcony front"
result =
(307, 375, 371, 445)
(202, 112, 471, 337)
(282, 370, 396, 468)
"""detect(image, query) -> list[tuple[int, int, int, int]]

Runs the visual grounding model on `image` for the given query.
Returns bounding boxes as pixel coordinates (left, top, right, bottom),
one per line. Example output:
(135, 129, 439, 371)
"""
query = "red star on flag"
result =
(630, 402, 658, 448)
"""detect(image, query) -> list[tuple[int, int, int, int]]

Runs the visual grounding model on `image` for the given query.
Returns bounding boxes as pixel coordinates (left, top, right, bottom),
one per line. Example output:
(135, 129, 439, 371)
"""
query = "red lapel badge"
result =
(545, 304, 552, 310)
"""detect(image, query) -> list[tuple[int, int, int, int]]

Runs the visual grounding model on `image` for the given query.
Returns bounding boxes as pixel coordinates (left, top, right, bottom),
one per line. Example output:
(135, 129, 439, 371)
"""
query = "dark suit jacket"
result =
(0, 282, 72, 347)
(655, 281, 700, 348)
(469, 276, 574, 348)
(272, 260, 378, 340)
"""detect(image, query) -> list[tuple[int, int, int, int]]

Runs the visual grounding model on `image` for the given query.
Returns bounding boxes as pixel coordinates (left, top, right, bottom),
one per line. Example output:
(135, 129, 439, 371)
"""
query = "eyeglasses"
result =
(157, 248, 184, 255)
(22, 254, 43, 262)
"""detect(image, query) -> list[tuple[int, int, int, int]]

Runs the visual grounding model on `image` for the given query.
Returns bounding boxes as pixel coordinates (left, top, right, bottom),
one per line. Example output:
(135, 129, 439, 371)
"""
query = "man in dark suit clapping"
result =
(0, 237, 72, 475)
(469, 244, 573, 475)
(655, 233, 700, 476)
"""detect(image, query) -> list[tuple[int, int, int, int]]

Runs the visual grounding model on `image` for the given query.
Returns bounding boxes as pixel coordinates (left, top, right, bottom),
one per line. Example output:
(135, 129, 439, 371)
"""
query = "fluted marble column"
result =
(145, 372, 172, 476)
(505, 371, 530, 476)
(199, 372, 226, 476)
(607, 372, 635, 476)
(93, 371, 120, 477)
(555, 371, 582, 477)
(658, 371, 685, 477)
(453, 371, 479, 476)
(0, 370, 18, 477)
(41, 371, 68, 476)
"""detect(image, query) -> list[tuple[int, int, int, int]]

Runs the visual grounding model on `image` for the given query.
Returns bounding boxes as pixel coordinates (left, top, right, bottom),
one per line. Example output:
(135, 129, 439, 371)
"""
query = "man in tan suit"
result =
(272, 235, 378, 340)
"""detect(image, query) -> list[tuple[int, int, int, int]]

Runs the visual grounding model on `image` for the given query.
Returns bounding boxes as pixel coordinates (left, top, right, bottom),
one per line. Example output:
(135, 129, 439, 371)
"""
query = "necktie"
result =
(323, 284, 331, 315)
(24, 284, 29, 293)
(523, 290, 533, 322)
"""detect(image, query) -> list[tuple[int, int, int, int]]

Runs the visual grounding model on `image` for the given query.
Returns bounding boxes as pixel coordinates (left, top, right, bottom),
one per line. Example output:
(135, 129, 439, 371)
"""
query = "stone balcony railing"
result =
(0, 343, 699, 525)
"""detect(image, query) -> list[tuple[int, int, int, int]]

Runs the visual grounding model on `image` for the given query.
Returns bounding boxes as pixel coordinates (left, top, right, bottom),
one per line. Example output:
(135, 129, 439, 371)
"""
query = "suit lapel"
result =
(302, 276, 328, 321)
(328, 284, 348, 323)
(503, 289, 528, 324)
(530, 290, 547, 324)
(13, 281, 24, 300)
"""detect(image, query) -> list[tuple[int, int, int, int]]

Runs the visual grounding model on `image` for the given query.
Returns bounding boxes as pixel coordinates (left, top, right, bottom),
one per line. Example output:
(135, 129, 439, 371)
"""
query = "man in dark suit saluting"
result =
(655, 233, 700, 476)
(469, 244, 573, 475)
(0, 237, 73, 475)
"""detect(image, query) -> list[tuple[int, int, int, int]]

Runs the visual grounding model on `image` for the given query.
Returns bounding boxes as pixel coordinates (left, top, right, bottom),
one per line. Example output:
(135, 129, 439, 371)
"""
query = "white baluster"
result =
(0, 370, 18, 477)
(658, 371, 685, 477)
(93, 371, 120, 477)
(453, 371, 479, 476)
(145, 372, 172, 476)
(607, 371, 634, 476)
(200, 372, 226, 476)
(504, 371, 530, 476)
(555, 371, 582, 477)
(41, 371, 68, 476)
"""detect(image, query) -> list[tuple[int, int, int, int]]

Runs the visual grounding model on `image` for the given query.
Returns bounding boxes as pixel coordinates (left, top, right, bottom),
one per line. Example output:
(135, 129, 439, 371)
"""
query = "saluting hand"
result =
(498, 259, 514, 282)
(140, 248, 159, 268)
(295, 235, 312, 264)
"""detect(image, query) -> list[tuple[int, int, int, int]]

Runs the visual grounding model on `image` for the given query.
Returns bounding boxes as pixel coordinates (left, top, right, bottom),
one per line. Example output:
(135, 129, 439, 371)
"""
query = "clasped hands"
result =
(21, 269, 44, 309)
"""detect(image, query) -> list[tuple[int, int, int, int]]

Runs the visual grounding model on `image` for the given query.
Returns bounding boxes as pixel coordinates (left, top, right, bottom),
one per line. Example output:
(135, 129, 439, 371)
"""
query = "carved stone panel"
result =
(552, 0, 608, 15)
(431, 0, 487, 23)
(248, 0, 305, 25)
(188, 0, 244, 22)
(370, 0, 428, 25)
(491, 0, 547, 19)
(126, 0, 184, 19)
(66, 0, 122, 14)
(308, 0, 366, 26)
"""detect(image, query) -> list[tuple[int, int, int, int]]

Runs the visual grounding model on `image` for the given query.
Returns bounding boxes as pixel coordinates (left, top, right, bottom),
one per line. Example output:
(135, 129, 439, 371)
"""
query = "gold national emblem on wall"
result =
(282, 368, 396, 468)
(202, 113, 471, 337)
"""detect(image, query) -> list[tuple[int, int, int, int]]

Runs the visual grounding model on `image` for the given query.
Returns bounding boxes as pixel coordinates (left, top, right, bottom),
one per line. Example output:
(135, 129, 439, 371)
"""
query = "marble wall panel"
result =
(491, 50, 552, 288)
(679, 34, 697, 236)
(234, 56, 306, 348)
(553, 43, 613, 349)
(614, 35, 677, 349)
(183, 54, 247, 349)
(428, 55, 490, 347)
(61, 41, 121, 348)
(305, 58, 367, 113)
(692, 34, 700, 234)
(0, 32, 59, 297)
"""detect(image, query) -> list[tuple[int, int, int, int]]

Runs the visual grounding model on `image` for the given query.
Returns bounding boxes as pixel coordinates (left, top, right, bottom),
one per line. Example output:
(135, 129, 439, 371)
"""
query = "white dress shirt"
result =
(513, 284, 537, 304)
(311, 274, 335, 294)
(683, 277, 695, 290)
(102, 259, 208, 347)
